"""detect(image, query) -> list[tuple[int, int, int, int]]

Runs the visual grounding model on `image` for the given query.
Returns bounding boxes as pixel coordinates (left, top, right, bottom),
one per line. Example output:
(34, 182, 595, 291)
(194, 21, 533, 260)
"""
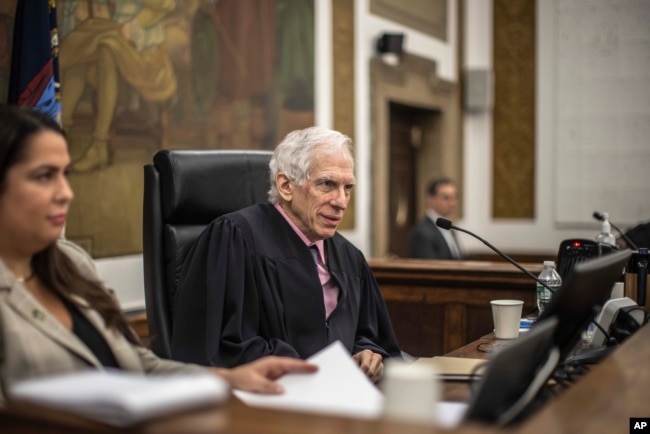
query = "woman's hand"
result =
(213, 356, 318, 394)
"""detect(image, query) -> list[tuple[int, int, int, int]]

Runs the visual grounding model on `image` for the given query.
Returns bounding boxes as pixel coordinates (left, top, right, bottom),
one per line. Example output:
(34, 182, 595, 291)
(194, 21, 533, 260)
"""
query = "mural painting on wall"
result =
(0, 0, 315, 258)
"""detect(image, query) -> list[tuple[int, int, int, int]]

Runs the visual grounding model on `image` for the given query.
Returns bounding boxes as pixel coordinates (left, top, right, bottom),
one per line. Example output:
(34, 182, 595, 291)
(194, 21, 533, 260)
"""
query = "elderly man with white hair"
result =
(173, 126, 402, 383)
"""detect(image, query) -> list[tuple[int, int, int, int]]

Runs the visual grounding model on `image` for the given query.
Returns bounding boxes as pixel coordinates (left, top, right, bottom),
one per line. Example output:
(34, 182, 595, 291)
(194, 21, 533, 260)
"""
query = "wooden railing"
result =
(128, 259, 542, 357)
(369, 258, 541, 357)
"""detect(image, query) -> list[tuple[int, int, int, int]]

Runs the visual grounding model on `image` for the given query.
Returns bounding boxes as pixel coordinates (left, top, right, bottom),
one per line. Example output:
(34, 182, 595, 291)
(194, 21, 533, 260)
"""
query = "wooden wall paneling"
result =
(332, 0, 355, 230)
(130, 258, 541, 357)
(443, 303, 467, 354)
(371, 259, 540, 356)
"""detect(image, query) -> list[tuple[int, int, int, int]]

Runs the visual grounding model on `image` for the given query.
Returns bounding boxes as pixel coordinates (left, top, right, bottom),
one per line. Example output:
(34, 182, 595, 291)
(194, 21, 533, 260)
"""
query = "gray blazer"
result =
(0, 239, 204, 398)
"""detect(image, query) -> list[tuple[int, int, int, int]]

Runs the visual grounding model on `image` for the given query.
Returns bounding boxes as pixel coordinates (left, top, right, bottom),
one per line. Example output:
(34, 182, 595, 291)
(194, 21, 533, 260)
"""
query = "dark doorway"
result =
(388, 102, 438, 257)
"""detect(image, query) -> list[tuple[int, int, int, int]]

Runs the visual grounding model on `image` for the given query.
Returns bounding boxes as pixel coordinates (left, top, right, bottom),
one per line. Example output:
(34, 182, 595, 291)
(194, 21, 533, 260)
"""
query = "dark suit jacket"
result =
(409, 217, 460, 260)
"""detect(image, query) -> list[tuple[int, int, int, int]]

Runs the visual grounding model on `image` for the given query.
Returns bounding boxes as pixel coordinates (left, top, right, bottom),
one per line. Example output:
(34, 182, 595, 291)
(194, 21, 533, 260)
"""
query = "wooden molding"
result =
(332, 0, 355, 230)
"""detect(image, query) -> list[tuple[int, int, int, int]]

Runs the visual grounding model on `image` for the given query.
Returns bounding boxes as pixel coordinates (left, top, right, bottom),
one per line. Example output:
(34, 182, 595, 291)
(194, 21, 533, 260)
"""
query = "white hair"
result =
(267, 126, 354, 204)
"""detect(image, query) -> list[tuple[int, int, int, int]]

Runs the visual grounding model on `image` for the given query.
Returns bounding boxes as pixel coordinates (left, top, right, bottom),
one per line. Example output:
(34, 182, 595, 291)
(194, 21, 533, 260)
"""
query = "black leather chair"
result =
(142, 149, 272, 358)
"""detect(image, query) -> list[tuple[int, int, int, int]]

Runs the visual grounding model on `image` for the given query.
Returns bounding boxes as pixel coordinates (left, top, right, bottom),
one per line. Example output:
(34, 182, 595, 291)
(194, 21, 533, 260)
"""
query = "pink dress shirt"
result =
(274, 204, 340, 318)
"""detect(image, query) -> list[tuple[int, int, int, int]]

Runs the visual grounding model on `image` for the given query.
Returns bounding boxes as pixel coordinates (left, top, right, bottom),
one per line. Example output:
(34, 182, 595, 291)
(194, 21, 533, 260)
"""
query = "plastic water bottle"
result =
(595, 212, 616, 247)
(536, 261, 562, 317)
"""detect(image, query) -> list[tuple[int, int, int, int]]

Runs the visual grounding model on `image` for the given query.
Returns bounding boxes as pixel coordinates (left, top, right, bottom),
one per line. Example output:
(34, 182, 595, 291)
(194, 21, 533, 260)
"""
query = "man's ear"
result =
(276, 173, 293, 201)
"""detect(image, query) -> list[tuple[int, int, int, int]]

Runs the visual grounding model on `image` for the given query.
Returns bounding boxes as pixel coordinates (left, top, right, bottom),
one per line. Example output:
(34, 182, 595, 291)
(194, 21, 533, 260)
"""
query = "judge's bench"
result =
(3, 258, 648, 433)
(2, 322, 648, 433)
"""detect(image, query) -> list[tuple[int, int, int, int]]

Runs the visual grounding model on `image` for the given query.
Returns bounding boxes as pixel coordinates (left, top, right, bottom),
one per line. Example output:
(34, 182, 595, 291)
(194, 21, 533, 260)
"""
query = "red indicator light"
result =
(573, 241, 581, 248)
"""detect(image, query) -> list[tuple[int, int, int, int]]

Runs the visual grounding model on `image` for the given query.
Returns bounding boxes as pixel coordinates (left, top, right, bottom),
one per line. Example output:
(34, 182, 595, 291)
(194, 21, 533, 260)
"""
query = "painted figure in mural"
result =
(184, 0, 313, 149)
(59, 0, 177, 172)
(202, 0, 276, 149)
(275, 0, 315, 141)
(276, 0, 314, 112)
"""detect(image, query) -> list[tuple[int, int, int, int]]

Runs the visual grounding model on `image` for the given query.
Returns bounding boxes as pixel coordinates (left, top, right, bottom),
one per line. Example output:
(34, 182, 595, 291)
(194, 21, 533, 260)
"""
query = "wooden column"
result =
(332, 0, 355, 230)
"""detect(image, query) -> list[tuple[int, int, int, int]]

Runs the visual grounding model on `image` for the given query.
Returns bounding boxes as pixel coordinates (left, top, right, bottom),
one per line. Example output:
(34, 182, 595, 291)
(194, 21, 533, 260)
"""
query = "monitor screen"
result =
(535, 249, 631, 361)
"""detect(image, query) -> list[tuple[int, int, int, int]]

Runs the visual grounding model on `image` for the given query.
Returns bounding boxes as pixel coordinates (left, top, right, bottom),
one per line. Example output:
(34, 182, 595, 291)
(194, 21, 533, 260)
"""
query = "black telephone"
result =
(556, 239, 601, 281)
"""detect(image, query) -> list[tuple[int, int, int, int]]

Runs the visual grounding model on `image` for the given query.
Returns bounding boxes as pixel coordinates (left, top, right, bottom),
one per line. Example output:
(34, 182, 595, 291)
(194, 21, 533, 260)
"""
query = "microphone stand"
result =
(611, 221, 637, 250)
(436, 218, 555, 292)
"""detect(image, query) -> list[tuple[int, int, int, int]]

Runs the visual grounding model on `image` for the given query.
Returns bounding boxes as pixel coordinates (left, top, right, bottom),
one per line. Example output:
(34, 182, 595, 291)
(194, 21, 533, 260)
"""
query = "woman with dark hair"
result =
(0, 105, 315, 400)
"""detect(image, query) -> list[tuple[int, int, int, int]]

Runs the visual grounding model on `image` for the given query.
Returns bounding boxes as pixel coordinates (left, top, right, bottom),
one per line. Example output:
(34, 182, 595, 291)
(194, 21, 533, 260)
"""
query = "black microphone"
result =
(593, 211, 638, 250)
(435, 217, 556, 294)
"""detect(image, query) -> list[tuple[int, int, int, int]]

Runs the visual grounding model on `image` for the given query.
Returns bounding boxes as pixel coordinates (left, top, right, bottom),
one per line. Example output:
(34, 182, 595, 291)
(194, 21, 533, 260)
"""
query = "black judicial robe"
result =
(171, 203, 402, 367)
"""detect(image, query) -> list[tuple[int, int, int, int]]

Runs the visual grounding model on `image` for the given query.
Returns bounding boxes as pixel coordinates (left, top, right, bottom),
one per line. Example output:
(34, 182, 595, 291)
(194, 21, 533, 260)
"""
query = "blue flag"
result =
(8, 0, 61, 124)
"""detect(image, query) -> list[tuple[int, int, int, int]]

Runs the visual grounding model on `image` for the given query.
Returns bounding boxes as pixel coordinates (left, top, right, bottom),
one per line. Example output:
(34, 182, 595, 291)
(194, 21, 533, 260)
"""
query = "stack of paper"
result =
(235, 342, 471, 428)
(235, 341, 384, 419)
(10, 370, 229, 426)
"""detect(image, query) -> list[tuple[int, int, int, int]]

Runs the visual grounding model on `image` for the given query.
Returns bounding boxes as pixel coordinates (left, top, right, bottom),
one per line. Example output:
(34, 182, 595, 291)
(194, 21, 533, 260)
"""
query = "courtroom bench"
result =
(127, 260, 542, 357)
(369, 258, 541, 357)
(4, 325, 648, 433)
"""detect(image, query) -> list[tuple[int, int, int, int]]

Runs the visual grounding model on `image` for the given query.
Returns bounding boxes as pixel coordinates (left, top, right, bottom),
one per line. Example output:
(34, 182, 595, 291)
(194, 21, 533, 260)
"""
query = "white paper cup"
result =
(490, 299, 524, 339)
(382, 360, 439, 425)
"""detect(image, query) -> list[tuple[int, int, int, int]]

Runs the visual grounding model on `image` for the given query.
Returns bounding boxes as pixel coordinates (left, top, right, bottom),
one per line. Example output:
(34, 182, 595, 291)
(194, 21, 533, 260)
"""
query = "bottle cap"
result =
(602, 220, 611, 233)
(543, 260, 555, 267)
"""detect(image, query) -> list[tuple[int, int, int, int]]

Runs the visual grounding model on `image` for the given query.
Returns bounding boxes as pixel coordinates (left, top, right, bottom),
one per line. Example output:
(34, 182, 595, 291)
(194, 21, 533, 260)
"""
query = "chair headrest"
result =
(153, 150, 273, 224)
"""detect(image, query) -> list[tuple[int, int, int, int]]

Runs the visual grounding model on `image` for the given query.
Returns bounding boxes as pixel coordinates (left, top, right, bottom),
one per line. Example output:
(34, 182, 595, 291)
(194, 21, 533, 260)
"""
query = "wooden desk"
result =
(125, 310, 149, 346)
(369, 258, 541, 356)
(517, 322, 650, 434)
(1, 394, 494, 434)
(3, 325, 647, 433)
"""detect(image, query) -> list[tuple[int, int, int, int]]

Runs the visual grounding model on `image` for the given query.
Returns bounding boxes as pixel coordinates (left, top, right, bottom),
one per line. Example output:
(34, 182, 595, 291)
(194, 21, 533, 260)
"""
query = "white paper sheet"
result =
(235, 341, 471, 427)
(10, 370, 229, 426)
(234, 341, 384, 419)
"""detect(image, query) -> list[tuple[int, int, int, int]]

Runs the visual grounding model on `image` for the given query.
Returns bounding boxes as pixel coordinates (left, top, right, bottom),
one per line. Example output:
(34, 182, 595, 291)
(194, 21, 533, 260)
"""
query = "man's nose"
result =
(330, 187, 349, 209)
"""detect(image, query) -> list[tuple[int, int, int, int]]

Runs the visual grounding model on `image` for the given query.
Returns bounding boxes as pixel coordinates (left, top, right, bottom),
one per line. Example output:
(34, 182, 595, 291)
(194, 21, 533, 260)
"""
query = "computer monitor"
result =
(464, 251, 630, 426)
(535, 249, 632, 361)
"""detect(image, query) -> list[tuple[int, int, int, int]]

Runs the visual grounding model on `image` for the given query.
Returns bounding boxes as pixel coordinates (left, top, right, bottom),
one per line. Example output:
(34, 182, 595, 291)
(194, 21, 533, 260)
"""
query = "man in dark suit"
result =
(409, 177, 464, 260)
